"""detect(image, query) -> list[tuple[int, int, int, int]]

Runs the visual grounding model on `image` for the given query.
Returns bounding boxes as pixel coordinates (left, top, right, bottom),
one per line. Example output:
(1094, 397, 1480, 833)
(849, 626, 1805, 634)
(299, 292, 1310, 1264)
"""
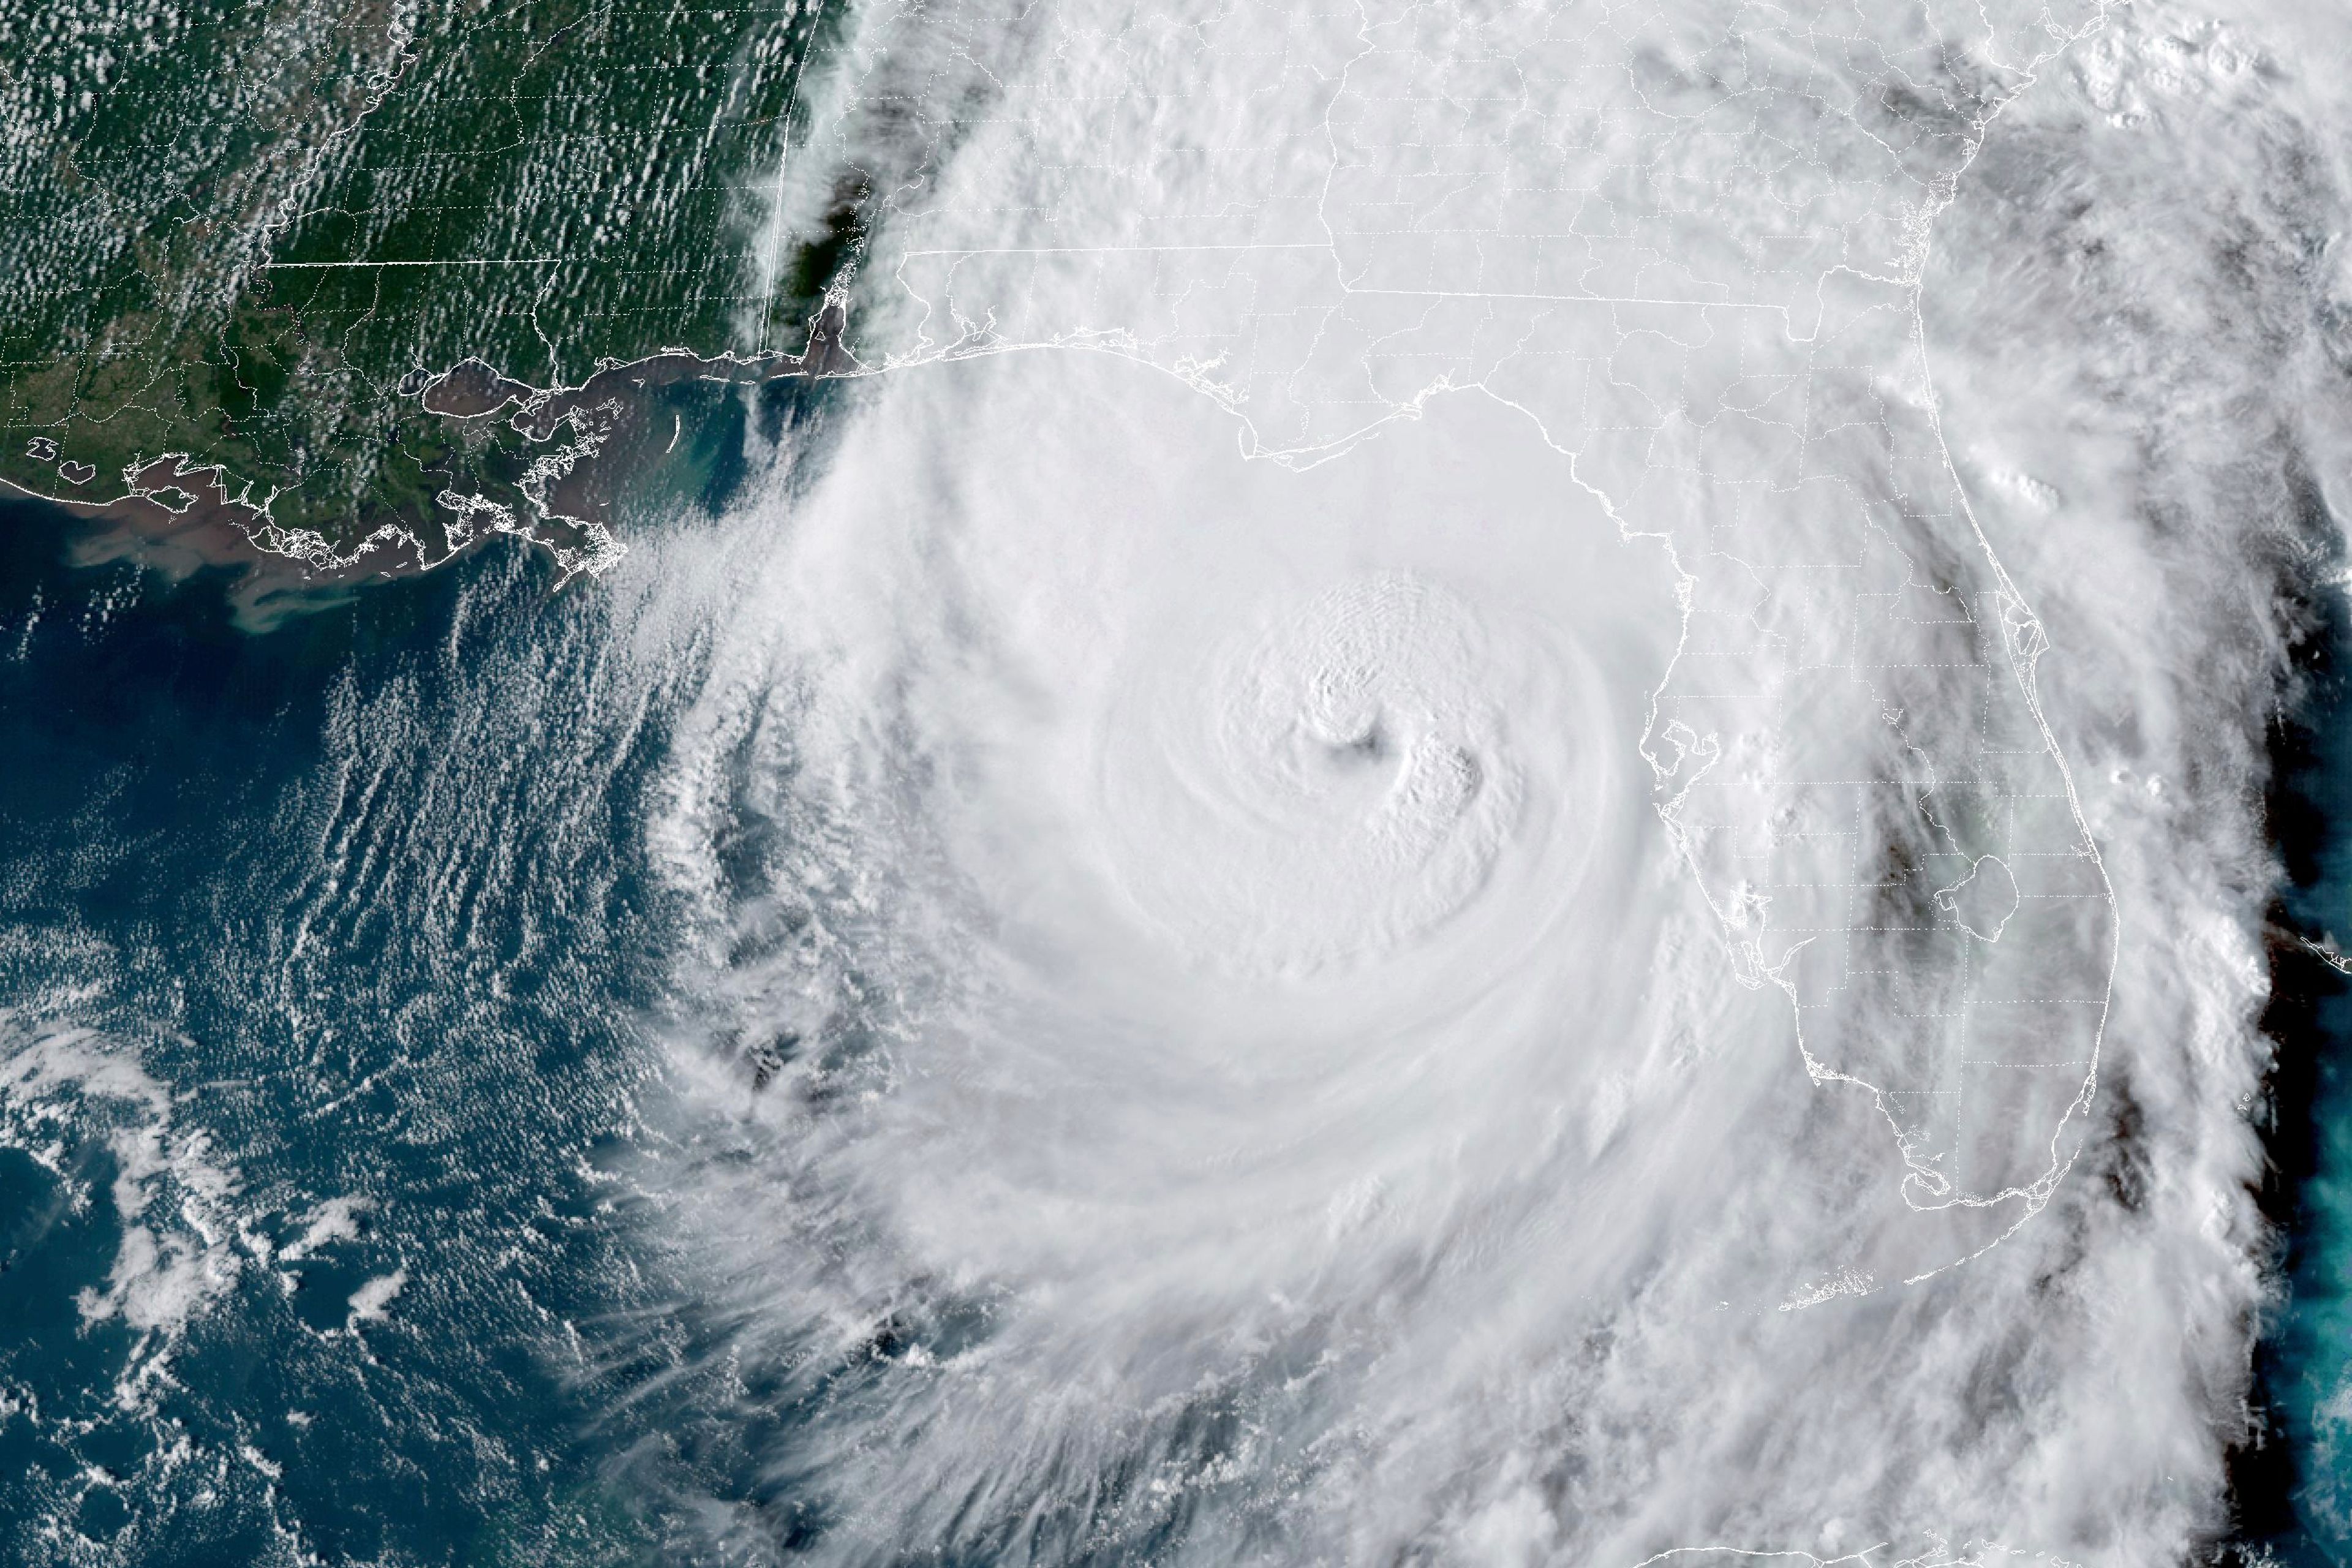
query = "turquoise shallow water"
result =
(2250, 573, 2352, 1564)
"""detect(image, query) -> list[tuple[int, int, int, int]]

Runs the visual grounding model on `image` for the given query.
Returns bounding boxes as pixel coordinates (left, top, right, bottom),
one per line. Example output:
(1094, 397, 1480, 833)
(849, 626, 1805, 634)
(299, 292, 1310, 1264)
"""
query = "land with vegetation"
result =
(0, 0, 865, 577)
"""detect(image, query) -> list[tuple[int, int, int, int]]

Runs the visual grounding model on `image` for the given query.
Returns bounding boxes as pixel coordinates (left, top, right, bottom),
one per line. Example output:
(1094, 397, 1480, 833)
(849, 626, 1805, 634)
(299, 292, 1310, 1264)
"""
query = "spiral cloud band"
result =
(619, 0, 2352, 1559)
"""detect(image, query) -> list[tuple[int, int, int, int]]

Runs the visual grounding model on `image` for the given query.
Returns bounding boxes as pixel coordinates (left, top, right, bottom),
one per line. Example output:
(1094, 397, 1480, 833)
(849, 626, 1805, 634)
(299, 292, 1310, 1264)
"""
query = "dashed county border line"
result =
(252, 259, 571, 268)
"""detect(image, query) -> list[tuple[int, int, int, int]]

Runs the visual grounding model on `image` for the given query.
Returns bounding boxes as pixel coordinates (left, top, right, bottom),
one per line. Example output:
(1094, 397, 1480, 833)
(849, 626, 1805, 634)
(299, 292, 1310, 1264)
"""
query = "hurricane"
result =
(10, 0, 2352, 1562)
(575, 0, 2352, 1556)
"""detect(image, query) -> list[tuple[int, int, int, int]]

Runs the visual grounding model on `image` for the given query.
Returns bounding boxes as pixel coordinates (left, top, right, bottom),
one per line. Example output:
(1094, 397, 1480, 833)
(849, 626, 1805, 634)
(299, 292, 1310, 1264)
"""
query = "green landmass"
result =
(0, 0, 860, 571)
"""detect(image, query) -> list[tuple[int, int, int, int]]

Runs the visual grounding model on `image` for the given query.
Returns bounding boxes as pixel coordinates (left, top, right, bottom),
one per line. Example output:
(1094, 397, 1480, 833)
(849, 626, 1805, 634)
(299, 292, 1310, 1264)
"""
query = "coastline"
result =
(2, 304, 859, 627)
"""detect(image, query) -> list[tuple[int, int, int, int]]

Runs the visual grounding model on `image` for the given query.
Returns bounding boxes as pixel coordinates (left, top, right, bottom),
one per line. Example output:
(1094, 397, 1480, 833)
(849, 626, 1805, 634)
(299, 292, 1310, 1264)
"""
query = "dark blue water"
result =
(0, 499, 675, 1562)
(2245, 565, 2352, 1565)
(0, 373, 831, 1564)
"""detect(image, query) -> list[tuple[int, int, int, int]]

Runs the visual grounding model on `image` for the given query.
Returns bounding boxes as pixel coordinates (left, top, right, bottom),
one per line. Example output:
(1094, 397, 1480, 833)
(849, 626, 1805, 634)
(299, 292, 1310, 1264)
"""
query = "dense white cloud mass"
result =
(624, 0, 2352, 1561)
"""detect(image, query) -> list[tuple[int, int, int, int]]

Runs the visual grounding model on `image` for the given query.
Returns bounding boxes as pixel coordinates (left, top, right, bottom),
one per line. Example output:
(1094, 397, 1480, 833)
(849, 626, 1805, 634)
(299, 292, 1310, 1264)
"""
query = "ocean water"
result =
(2256, 560, 2352, 1565)
(0, 511, 644, 1562)
(0, 377, 832, 1564)
(19, 1, 2352, 1563)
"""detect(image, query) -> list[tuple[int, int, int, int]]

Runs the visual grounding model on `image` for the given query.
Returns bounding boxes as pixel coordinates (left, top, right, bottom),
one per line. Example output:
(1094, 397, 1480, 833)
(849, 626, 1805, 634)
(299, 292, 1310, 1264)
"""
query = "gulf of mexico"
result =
(0, 425, 749, 1562)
